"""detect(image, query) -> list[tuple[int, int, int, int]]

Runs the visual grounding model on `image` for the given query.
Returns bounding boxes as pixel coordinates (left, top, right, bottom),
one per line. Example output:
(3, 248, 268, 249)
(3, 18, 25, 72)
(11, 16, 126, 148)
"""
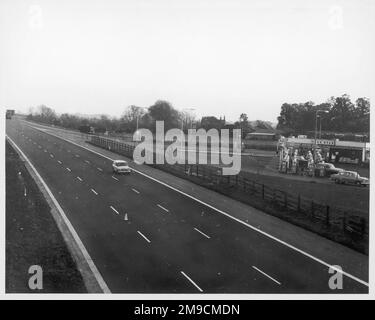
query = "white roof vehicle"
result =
(112, 160, 131, 174)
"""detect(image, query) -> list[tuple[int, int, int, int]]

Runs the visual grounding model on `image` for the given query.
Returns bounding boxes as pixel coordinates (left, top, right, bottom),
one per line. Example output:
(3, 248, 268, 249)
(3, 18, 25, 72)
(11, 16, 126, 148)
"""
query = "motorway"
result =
(6, 118, 368, 293)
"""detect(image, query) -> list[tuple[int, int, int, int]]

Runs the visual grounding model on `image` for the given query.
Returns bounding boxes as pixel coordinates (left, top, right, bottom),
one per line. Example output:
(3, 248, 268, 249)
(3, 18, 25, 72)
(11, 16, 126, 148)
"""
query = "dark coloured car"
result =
(315, 163, 343, 176)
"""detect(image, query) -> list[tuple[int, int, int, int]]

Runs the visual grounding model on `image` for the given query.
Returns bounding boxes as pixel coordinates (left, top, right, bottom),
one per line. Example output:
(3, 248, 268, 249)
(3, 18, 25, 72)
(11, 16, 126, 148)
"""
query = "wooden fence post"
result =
(284, 192, 287, 208)
(343, 213, 347, 232)
(297, 194, 301, 212)
(262, 184, 265, 199)
(360, 218, 366, 238)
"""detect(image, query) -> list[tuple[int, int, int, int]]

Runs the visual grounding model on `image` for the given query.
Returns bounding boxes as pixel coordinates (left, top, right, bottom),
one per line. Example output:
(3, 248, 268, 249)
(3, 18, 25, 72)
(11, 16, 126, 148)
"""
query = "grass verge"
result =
(6, 140, 86, 293)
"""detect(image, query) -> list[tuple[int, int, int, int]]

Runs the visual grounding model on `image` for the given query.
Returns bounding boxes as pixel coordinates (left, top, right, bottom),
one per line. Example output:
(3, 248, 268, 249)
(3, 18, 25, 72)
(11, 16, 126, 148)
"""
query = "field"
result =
(239, 156, 369, 214)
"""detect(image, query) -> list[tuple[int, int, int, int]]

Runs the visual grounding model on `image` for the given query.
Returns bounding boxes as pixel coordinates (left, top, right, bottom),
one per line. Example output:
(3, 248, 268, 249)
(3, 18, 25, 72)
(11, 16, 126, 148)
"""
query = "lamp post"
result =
(314, 110, 329, 146)
(135, 107, 148, 131)
(319, 116, 322, 139)
(181, 108, 196, 131)
(135, 107, 147, 143)
(180, 108, 195, 160)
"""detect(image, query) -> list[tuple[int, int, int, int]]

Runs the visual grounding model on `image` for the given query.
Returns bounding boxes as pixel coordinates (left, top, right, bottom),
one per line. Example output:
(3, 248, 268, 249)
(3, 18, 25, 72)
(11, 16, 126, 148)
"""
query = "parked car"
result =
(112, 160, 131, 174)
(315, 163, 344, 176)
(330, 170, 369, 186)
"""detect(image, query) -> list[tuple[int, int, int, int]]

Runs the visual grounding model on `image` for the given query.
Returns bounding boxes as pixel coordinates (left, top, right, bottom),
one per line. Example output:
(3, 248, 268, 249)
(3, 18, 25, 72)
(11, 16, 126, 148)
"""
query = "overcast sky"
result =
(0, 0, 374, 122)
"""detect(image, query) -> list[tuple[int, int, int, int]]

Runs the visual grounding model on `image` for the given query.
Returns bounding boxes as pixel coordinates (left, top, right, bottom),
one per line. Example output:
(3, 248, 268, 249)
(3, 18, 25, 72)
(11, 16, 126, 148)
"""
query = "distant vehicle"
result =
(112, 160, 131, 174)
(330, 171, 369, 186)
(6, 109, 14, 119)
(315, 163, 344, 176)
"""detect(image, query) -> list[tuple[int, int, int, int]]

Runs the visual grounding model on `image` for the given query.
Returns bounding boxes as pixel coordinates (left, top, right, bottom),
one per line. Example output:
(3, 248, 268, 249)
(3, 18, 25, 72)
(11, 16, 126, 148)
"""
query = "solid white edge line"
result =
(137, 231, 151, 243)
(194, 227, 210, 239)
(180, 271, 203, 292)
(110, 206, 119, 215)
(6, 135, 110, 293)
(157, 204, 169, 213)
(24, 121, 369, 287)
(252, 266, 281, 285)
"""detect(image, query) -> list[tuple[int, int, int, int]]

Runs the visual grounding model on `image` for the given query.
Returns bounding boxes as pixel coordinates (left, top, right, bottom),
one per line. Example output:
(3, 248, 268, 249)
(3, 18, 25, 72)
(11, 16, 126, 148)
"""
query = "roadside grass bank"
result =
(239, 170, 369, 214)
(6, 140, 86, 293)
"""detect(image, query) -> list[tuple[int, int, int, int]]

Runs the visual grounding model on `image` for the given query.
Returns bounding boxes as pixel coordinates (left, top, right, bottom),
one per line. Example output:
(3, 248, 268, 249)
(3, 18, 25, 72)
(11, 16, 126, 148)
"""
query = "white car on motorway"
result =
(112, 160, 131, 174)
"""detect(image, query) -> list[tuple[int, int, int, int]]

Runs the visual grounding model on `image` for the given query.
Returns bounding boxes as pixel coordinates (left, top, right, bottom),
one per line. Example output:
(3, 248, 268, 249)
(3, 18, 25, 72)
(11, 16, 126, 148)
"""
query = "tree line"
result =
(27, 100, 197, 134)
(27, 94, 368, 138)
(276, 94, 370, 136)
(26, 100, 272, 137)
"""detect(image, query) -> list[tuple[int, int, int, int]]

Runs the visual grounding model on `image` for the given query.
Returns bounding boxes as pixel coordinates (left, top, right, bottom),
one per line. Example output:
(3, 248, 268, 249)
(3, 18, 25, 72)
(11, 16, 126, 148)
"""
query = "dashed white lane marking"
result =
(157, 204, 169, 213)
(77, 176, 83, 182)
(58, 160, 62, 164)
(97, 167, 103, 172)
(131, 188, 140, 194)
(50, 154, 54, 158)
(180, 271, 203, 292)
(85, 160, 90, 164)
(67, 149, 71, 152)
(252, 266, 281, 285)
(110, 206, 119, 215)
(111, 176, 119, 181)
(137, 231, 151, 243)
(194, 227, 210, 239)
(91, 188, 98, 195)
(66, 167, 71, 172)
(44, 149, 47, 152)
(38, 145, 41, 148)
(75, 154, 80, 158)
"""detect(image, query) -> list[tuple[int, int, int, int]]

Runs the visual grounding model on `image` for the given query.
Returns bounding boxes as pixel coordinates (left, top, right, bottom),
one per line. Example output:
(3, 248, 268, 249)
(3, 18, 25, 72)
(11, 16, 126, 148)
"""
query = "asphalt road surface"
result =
(6, 119, 368, 293)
